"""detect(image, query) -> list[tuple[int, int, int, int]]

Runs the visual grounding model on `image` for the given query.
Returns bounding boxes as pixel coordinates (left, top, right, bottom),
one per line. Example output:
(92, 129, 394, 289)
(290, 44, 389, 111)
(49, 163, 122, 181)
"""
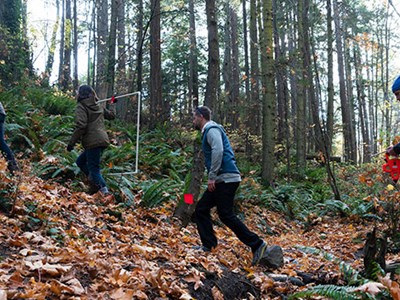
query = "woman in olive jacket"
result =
(67, 85, 115, 196)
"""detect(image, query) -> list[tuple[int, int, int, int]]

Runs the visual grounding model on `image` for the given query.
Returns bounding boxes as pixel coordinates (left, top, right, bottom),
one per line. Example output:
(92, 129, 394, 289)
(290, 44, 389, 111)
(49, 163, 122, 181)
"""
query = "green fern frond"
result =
(297, 246, 364, 285)
(289, 284, 367, 300)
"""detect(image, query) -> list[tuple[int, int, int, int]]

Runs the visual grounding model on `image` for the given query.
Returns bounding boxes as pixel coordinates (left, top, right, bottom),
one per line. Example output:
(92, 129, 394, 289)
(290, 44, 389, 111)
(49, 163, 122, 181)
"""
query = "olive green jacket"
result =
(68, 95, 115, 150)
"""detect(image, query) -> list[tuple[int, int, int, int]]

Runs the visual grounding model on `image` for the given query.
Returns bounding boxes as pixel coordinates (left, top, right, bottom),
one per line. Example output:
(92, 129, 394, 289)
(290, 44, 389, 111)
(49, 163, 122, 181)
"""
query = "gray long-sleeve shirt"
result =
(202, 121, 241, 183)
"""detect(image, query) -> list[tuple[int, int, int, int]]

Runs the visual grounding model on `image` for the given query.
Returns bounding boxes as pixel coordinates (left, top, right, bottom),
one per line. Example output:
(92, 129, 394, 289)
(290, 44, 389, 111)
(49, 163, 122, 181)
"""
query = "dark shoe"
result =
(252, 241, 268, 266)
(7, 160, 20, 174)
(192, 245, 211, 252)
(88, 183, 99, 195)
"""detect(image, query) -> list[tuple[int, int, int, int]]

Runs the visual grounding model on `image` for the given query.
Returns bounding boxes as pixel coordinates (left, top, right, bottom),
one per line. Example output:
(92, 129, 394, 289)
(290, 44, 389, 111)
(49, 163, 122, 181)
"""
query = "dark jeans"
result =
(0, 119, 15, 162)
(76, 147, 107, 190)
(195, 181, 262, 252)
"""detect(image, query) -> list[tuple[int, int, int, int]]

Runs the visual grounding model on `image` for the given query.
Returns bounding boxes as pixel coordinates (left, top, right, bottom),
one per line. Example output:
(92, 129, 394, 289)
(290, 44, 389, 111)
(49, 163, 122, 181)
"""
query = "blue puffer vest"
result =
(202, 125, 240, 175)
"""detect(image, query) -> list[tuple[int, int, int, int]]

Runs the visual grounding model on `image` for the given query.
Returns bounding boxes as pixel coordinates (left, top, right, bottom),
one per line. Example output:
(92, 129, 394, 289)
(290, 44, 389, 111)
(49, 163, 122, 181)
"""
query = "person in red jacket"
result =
(67, 85, 115, 198)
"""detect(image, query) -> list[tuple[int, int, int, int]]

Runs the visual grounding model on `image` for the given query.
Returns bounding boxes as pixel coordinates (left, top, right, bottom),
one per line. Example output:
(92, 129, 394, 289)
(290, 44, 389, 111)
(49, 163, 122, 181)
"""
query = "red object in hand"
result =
(383, 153, 400, 182)
(111, 95, 117, 103)
(184, 193, 194, 205)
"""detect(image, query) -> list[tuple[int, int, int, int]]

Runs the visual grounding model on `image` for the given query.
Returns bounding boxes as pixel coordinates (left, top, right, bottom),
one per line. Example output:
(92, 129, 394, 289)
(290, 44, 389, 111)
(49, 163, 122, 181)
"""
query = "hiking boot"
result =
(252, 241, 268, 266)
(7, 160, 20, 175)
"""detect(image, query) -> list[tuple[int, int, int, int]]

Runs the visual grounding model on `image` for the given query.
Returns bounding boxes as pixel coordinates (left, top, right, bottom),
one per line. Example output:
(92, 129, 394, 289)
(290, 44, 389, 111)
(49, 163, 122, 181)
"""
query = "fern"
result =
(298, 246, 364, 285)
(141, 179, 181, 208)
(289, 284, 372, 300)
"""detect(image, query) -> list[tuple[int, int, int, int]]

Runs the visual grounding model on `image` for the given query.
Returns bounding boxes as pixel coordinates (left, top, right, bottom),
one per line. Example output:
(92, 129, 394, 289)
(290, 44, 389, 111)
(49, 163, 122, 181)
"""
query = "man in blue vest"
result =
(193, 106, 267, 266)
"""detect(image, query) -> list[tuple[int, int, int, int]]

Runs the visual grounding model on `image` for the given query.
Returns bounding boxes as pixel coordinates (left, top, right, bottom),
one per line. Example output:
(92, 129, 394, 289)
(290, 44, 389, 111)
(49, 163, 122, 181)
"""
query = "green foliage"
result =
(289, 284, 373, 300)
(140, 178, 182, 208)
(298, 246, 364, 285)
(291, 246, 391, 300)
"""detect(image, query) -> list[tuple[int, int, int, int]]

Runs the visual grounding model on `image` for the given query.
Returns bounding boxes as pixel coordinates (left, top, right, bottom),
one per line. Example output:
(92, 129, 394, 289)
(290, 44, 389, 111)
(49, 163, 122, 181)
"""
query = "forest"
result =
(1, 0, 400, 299)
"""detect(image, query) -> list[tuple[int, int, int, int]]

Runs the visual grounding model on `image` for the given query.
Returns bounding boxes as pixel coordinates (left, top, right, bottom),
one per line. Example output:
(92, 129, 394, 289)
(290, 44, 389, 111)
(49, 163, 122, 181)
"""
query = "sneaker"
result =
(192, 245, 211, 252)
(252, 241, 268, 266)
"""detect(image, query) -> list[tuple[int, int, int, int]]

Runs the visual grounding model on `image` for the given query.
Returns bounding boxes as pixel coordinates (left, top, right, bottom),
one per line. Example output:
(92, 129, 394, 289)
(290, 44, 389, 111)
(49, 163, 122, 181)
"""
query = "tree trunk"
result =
(188, 0, 199, 112)
(96, 0, 109, 98)
(60, 0, 72, 92)
(58, 0, 65, 87)
(73, 0, 78, 92)
(106, 0, 118, 97)
(326, 0, 334, 154)
(260, 0, 276, 186)
(296, 0, 306, 176)
(222, 2, 232, 125)
(242, 0, 250, 118)
(249, 0, 260, 135)
(333, 0, 356, 163)
(204, 0, 220, 115)
(45, 0, 60, 85)
(173, 135, 204, 227)
(230, 7, 240, 129)
(149, 0, 165, 128)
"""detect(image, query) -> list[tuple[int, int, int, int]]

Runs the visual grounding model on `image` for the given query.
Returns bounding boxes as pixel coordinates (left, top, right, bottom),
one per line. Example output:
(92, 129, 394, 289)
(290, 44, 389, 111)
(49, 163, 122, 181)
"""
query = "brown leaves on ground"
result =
(0, 159, 398, 299)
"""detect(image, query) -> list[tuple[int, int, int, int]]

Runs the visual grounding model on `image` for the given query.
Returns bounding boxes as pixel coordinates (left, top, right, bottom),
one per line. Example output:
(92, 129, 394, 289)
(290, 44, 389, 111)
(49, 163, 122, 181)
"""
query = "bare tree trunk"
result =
(58, 0, 65, 86)
(45, 0, 60, 85)
(204, 0, 220, 115)
(296, 0, 306, 175)
(354, 44, 371, 163)
(173, 135, 204, 227)
(230, 7, 240, 129)
(249, 0, 260, 135)
(333, 0, 356, 163)
(73, 0, 78, 92)
(242, 0, 250, 115)
(188, 0, 199, 111)
(115, 0, 129, 120)
(222, 2, 232, 125)
(106, 0, 118, 97)
(260, 0, 276, 186)
(61, 0, 72, 92)
(96, 0, 108, 98)
(149, 0, 165, 127)
(326, 0, 334, 154)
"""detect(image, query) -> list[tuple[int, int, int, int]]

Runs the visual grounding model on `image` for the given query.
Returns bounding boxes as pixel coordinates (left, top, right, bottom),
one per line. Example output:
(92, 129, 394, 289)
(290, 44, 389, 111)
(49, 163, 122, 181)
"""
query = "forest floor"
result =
(0, 159, 397, 300)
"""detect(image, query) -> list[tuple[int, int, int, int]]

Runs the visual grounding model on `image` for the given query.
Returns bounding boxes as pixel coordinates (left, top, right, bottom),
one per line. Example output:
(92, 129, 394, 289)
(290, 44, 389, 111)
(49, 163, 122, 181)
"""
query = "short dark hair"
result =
(195, 106, 211, 121)
(78, 85, 94, 100)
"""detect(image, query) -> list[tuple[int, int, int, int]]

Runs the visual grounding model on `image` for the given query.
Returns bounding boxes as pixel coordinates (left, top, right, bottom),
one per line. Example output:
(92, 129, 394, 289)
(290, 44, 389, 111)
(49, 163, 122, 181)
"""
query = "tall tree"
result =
(96, 0, 109, 98)
(188, 0, 199, 111)
(73, 0, 78, 92)
(326, 0, 334, 153)
(204, 0, 220, 115)
(260, 0, 276, 186)
(0, 0, 32, 87)
(61, 0, 72, 92)
(333, 0, 356, 163)
(45, 0, 60, 85)
(106, 0, 118, 97)
(249, 0, 260, 134)
(149, 0, 165, 127)
(58, 0, 65, 86)
(295, 0, 306, 175)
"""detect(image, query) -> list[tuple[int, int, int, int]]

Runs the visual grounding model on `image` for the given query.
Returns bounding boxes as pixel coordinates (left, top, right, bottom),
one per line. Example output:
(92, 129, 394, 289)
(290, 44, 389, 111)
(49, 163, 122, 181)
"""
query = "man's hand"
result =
(386, 146, 397, 156)
(207, 179, 216, 192)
